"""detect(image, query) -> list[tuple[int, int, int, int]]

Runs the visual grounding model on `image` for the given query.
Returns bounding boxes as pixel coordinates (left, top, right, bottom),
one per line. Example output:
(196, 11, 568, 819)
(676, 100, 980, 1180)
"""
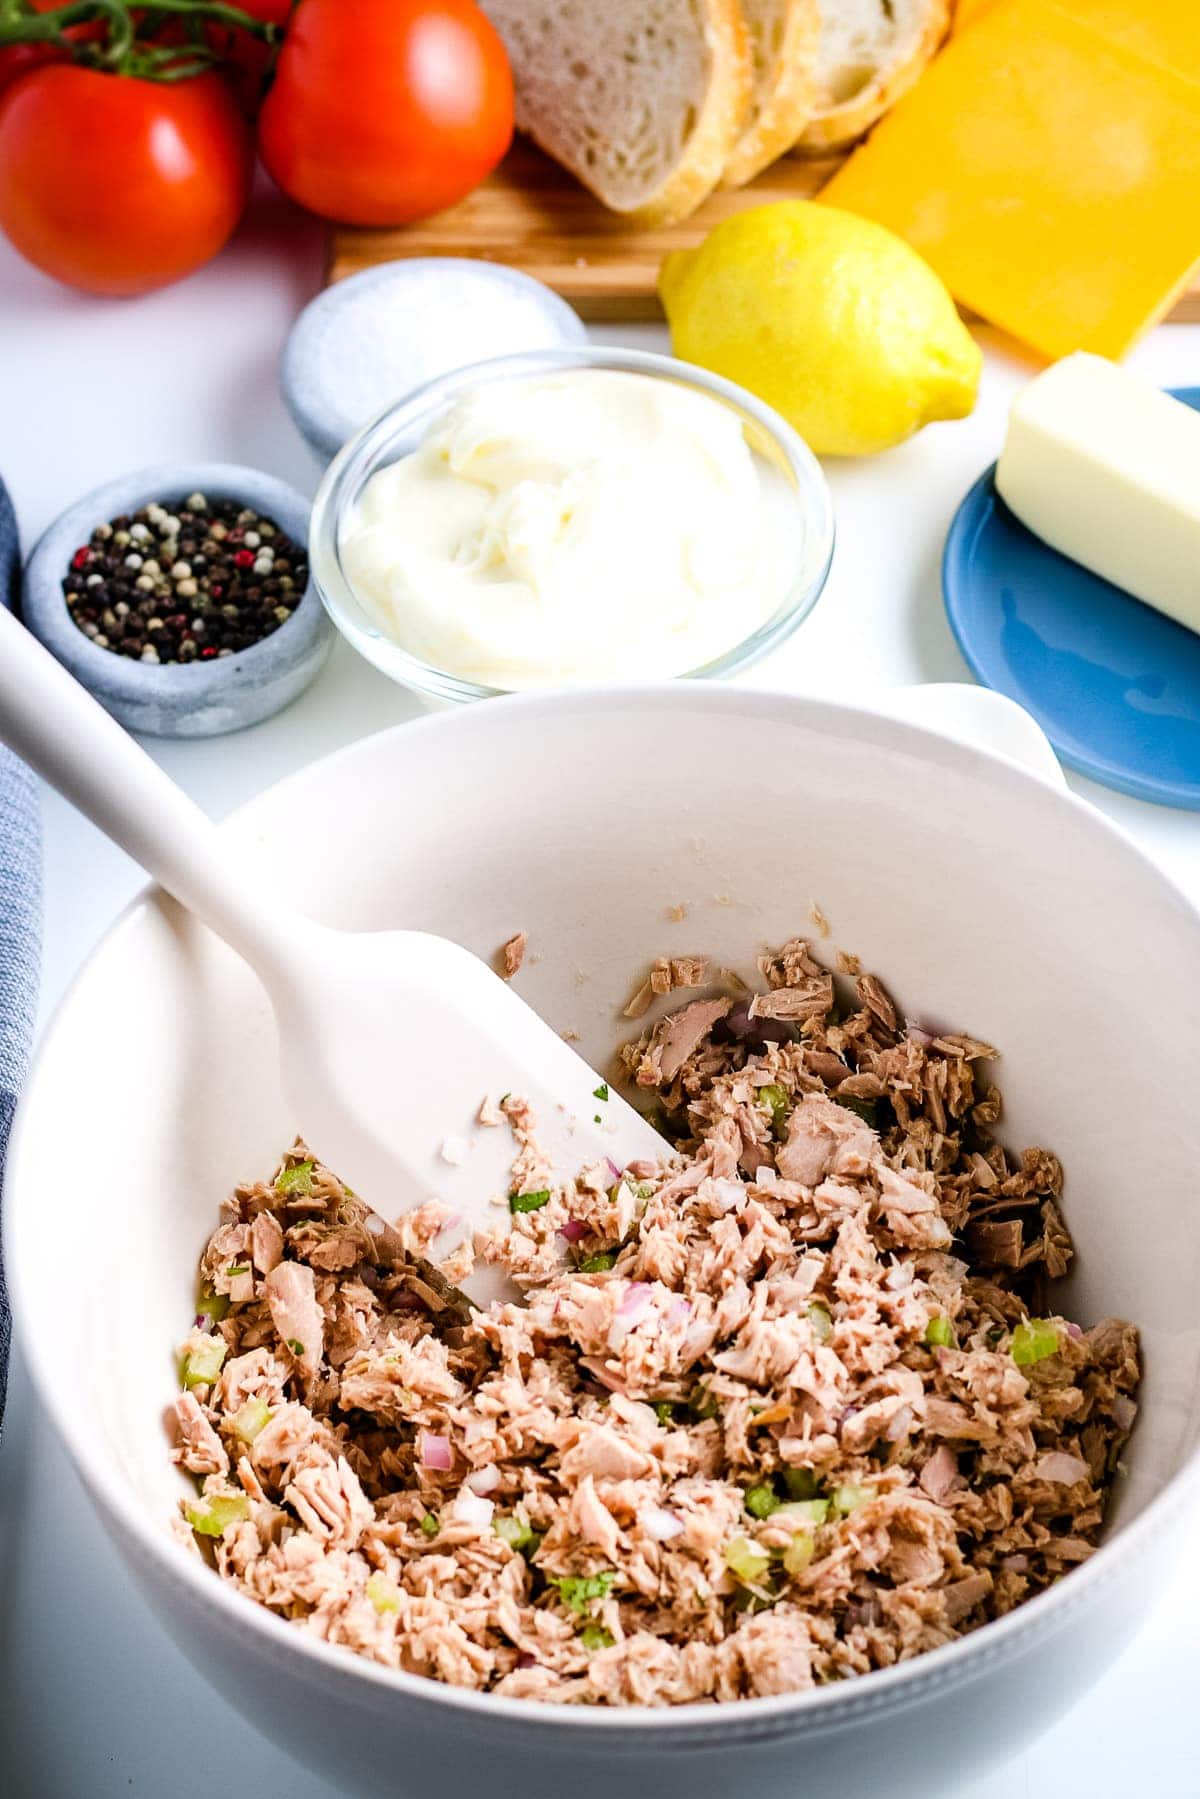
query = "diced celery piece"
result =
(365, 1571, 401, 1614)
(275, 1159, 315, 1196)
(182, 1337, 226, 1389)
(807, 1304, 833, 1343)
(509, 1189, 551, 1214)
(724, 1536, 771, 1585)
(782, 1468, 820, 1502)
(231, 1397, 272, 1443)
(419, 1512, 440, 1538)
(782, 1531, 815, 1576)
(580, 1250, 616, 1272)
(744, 1483, 780, 1520)
(832, 1483, 874, 1516)
(195, 1284, 228, 1323)
(494, 1513, 535, 1551)
(185, 1493, 250, 1538)
(775, 1498, 830, 1527)
(757, 1084, 790, 1136)
(1011, 1318, 1060, 1366)
(580, 1624, 613, 1651)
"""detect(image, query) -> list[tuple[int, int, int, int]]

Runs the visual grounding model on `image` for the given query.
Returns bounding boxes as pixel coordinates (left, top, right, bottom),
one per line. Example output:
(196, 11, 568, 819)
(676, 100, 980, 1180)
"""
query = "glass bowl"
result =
(308, 346, 835, 703)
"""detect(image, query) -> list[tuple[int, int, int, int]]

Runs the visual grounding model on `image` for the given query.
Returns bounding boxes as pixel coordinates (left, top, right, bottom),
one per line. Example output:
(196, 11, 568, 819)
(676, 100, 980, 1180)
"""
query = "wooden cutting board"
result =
(326, 140, 1200, 326)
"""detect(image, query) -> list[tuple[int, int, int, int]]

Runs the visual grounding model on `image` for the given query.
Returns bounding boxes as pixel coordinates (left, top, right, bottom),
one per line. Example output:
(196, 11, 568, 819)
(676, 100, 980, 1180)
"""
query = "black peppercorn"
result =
(62, 494, 308, 667)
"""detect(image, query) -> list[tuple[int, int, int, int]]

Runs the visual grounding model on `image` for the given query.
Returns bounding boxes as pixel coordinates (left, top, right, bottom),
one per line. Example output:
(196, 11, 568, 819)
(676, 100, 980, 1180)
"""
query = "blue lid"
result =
(942, 386, 1200, 810)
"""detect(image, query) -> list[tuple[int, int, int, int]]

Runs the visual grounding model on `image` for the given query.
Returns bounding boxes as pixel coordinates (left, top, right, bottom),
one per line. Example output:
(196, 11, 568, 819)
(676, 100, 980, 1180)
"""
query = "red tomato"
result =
(0, 65, 253, 296)
(258, 0, 513, 226)
(0, 42, 58, 98)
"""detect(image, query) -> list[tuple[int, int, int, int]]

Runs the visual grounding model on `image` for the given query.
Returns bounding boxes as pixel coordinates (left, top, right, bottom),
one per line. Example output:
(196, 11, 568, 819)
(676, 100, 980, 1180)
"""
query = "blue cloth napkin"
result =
(0, 479, 42, 1431)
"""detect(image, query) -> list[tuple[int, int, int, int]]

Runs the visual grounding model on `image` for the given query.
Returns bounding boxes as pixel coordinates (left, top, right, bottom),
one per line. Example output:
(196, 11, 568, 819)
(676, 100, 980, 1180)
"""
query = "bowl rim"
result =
(22, 461, 329, 706)
(308, 345, 836, 702)
(8, 679, 1198, 1740)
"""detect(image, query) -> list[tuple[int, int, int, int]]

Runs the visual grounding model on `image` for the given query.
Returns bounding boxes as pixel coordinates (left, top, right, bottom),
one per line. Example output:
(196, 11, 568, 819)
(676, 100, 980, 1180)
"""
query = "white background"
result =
(1, 183, 1199, 1797)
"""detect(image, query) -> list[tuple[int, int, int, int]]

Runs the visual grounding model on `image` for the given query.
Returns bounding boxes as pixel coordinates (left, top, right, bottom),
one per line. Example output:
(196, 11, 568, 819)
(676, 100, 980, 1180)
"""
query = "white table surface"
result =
(1, 185, 1199, 1799)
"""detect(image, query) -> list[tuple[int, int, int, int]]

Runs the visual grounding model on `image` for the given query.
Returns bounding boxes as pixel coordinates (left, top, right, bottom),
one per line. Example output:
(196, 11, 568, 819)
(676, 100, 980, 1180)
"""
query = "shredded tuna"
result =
(173, 941, 1139, 1707)
(499, 932, 527, 980)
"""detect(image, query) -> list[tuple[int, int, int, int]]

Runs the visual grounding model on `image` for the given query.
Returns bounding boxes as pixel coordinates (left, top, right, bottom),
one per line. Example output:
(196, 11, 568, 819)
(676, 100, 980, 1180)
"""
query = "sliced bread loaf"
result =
(723, 0, 820, 187)
(796, 0, 949, 153)
(479, 0, 753, 227)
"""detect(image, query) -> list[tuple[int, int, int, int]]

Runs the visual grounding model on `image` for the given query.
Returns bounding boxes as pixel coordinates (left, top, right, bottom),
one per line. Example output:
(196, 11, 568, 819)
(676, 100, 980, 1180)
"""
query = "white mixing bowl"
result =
(8, 685, 1200, 1799)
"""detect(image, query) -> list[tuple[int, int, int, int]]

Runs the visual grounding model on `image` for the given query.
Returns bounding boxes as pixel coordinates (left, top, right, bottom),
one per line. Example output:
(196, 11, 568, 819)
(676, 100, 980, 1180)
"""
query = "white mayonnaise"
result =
(340, 370, 795, 687)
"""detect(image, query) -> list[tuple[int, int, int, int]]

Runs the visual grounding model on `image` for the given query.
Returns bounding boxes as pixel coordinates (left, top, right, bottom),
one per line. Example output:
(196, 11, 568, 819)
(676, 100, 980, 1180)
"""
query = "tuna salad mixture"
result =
(171, 938, 1140, 1706)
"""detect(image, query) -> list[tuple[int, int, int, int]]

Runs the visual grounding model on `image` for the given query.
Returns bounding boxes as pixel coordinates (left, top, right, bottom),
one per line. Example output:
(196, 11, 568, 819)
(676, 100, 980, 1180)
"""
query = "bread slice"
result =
(479, 0, 753, 227)
(723, 0, 820, 187)
(796, 0, 950, 153)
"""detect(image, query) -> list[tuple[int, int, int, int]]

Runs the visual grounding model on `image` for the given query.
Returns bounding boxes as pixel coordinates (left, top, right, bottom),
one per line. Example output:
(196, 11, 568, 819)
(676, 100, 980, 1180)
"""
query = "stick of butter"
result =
(995, 353, 1200, 634)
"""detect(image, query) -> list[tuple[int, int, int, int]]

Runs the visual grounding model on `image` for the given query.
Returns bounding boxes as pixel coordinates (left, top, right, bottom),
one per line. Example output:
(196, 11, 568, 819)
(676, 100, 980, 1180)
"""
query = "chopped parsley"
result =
(593, 1083, 609, 1102)
(285, 1337, 306, 1357)
(509, 1189, 552, 1214)
(653, 1400, 677, 1426)
(580, 1624, 613, 1651)
(553, 1571, 618, 1614)
(226, 1262, 250, 1278)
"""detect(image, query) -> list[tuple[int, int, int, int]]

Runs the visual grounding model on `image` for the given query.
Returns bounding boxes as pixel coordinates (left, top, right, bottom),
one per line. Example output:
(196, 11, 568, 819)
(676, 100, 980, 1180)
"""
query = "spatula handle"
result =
(0, 606, 312, 977)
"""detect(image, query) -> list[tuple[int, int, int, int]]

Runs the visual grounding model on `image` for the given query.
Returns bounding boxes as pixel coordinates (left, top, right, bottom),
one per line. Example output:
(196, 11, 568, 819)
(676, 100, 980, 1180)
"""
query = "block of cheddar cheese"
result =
(822, 0, 1200, 360)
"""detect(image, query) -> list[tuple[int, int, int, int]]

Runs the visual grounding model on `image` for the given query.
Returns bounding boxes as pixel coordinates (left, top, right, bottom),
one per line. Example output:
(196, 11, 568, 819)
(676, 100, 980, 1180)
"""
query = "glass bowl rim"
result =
(308, 344, 836, 703)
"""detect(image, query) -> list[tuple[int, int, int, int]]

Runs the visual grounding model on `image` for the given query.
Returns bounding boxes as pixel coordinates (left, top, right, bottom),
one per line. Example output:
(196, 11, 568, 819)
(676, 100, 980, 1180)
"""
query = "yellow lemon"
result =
(659, 202, 981, 456)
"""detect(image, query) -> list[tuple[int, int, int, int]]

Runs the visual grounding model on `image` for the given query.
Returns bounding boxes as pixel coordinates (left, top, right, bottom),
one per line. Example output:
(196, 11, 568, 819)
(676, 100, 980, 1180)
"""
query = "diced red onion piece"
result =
(606, 1158, 623, 1181)
(418, 1431, 453, 1471)
(1066, 1321, 1083, 1341)
(453, 1488, 495, 1529)
(559, 1218, 588, 1243)
(467, 1463, 500, 1495)
(667, 1297, 692, 1327)
(1034, 1450, 1090, 1485)
(905, 1025, 934, 1047)
(1111, 1394, 1137, 1431)
(1002, 1553, 1029, 1573)
(643, 1505, 684, 1542)
(616, 1281, 653, 1324)
(885, 1404, 913, 1442)
(516, 1652, 537, 1670)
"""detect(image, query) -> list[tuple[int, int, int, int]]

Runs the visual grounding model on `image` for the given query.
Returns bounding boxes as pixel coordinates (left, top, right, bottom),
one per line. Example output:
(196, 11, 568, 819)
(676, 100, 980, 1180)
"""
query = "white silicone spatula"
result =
(0, 608, 667, 1291)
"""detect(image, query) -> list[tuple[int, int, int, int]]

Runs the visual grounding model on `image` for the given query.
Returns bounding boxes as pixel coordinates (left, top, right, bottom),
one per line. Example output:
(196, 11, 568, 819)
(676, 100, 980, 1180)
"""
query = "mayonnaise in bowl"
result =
(335, 367, 814, 689)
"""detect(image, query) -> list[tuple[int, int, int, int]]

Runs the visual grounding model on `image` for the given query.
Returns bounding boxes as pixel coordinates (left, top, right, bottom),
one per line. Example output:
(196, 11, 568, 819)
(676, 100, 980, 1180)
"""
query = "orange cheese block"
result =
(956, 0, 1200, 83)
(823, 0, 1200, 360)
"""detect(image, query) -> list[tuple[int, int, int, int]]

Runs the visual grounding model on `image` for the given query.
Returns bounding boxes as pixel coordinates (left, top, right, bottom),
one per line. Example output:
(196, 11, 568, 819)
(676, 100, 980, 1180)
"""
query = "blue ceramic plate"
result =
(942, 386, 1200, 809)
